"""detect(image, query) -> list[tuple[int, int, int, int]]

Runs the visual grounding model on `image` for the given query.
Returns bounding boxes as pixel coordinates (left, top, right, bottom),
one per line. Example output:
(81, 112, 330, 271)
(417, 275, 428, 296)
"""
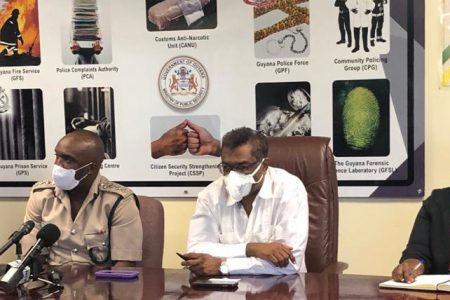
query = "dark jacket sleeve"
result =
(400, 199, 432, 273)
(400, 188, 450, 274)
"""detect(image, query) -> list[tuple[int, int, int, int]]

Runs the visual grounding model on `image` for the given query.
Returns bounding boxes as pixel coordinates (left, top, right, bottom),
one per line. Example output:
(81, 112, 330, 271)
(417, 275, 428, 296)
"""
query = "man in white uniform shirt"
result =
(181, 127, 308, 275)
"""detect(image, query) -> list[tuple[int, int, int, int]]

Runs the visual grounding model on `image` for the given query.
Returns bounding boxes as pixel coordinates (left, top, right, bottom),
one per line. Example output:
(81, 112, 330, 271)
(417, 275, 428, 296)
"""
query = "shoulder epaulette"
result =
(99, 180, 133, 198)
(31, 180, 55, 192)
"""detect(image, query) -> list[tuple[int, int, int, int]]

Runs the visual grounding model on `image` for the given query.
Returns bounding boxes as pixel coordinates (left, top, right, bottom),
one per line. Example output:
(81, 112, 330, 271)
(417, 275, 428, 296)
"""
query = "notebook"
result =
(379, 275, 450, 292)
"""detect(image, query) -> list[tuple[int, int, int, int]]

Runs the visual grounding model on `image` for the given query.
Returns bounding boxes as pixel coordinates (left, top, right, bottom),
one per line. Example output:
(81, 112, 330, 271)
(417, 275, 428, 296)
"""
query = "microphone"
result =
(0, 223, 60, 290)
(0, 221, 35, 256)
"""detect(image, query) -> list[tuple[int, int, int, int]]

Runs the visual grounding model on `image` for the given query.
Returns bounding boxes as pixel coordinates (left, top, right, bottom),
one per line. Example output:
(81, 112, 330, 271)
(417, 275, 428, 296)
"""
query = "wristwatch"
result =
(219, 259, 229, 275)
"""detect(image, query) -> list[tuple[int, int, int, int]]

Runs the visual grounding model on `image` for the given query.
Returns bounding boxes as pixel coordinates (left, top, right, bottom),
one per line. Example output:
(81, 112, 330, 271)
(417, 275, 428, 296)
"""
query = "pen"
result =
(409, 258, 425, 275)
(176, 252, 187, 261)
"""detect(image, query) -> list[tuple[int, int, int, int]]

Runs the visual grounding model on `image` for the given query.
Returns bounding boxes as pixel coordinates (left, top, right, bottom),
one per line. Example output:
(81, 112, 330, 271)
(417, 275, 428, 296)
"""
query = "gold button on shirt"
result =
(22, 175, 143, 265)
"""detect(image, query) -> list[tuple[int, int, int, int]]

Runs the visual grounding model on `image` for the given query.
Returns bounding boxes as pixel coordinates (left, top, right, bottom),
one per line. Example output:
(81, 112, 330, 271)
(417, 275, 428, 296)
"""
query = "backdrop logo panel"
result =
(159, 56, 209, 110)
(0, 0, 424, 198)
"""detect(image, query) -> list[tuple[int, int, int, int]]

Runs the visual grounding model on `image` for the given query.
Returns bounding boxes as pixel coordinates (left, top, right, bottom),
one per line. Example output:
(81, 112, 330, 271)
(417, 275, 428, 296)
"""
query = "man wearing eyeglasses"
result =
(181, 127, 308, 275)
(22, 130, 142, 267)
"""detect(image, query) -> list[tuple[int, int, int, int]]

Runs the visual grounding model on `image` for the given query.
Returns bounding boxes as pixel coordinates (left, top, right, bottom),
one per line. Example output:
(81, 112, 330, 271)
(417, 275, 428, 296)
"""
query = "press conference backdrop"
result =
(0, 0, 424, 197)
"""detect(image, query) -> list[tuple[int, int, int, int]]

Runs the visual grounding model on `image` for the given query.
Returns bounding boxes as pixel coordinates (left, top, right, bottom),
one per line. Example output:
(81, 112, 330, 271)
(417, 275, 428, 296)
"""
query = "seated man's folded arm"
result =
(226, 181, 308, 275)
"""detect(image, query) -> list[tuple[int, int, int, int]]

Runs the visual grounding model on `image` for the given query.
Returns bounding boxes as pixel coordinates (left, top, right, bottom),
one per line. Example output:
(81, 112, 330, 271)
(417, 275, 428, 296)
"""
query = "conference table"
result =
(0, 264, 447, 299)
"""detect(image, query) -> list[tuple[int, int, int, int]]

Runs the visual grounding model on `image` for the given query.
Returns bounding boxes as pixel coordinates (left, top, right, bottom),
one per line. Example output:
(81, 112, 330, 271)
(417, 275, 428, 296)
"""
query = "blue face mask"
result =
(52, 162, 92, 190)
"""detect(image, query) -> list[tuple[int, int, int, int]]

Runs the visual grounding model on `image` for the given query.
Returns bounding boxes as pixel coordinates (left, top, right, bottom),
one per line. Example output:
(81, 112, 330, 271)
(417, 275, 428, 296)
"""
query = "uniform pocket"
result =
(84, 233, 108, 261)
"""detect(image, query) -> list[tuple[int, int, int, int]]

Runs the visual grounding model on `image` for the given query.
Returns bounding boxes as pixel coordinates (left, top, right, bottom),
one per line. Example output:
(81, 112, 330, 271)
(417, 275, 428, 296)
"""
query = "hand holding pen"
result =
(391, 258, 425, 283)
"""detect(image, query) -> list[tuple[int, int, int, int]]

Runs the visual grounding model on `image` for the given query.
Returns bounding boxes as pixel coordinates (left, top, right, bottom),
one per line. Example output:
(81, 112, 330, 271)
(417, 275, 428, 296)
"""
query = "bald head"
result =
(56, 130, 105, 167)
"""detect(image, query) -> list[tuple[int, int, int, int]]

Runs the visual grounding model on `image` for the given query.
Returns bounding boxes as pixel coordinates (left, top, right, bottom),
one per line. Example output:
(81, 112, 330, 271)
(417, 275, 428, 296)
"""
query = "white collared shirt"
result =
(187, 167, 308, 275)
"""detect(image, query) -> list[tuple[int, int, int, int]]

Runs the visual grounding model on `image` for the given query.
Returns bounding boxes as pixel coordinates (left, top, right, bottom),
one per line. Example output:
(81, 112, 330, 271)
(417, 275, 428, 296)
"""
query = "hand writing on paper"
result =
(392, 258, 425, 283)
(186, 120, 221, 157)
(151, 120, 188, 158)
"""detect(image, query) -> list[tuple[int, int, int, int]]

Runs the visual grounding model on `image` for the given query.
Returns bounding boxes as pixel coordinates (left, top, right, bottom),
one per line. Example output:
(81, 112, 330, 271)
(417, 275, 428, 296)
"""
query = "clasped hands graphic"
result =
(151, 120, 220, 159)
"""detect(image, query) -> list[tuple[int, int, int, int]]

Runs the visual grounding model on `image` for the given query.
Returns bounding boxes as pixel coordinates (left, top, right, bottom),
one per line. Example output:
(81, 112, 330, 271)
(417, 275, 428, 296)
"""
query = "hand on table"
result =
(246, 242, 296, 268)
(181, 253, 222, 276)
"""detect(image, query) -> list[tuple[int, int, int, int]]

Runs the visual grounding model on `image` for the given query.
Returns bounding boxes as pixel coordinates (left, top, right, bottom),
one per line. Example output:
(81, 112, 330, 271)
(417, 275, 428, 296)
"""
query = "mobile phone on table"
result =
(191, 278, 240, 289)
(176, 252, 188, 260)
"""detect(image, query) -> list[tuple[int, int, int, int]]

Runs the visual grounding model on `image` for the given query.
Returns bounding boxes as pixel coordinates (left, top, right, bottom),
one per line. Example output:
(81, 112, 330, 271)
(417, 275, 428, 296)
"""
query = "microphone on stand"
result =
(0, 221, 35, 256)
(0, 223, 60, 291)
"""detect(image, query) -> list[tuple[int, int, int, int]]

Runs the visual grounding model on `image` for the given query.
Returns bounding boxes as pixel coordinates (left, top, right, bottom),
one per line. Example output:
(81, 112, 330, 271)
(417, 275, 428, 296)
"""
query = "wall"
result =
(0, 0, 446, 276)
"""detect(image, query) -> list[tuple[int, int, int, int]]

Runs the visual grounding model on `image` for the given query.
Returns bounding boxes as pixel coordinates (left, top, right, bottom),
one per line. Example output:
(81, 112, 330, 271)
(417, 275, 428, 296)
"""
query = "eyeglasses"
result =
(217, 160, 261, 175)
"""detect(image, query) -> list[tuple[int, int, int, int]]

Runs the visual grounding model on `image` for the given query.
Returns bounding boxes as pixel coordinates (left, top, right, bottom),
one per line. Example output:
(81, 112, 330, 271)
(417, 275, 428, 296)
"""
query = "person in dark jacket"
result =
(392, 188, 450, 282)
(0, 9, 23, 56)
(335, 0, 352, 48)
(370, 0, 387, 47)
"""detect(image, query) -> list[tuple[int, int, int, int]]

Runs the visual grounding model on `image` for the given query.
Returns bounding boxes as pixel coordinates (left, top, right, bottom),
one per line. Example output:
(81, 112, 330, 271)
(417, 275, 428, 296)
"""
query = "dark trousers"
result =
(371, 16, 384, 38)
(353, 27, 369, 52)
(338, 12, 351, 43)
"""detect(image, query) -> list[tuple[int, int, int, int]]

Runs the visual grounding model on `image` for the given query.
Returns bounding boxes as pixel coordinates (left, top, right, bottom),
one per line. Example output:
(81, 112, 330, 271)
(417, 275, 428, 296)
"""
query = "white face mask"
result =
(223, 159, 265, 201)
(52, 162, 92, 191)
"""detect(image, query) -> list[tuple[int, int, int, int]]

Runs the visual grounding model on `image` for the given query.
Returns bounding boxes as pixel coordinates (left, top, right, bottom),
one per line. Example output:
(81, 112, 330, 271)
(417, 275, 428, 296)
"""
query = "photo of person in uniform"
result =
(370, 0, 387, 46)
(64, 87, 116, 159)
(346, 0, 374, 53)
(335, 0, 352, 48)
(0, 1, 41, 66)
(0, 9, 22, 57)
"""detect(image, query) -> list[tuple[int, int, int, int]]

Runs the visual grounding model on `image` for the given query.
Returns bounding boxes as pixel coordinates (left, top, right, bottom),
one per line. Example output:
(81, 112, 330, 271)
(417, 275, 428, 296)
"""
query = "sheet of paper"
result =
(379, 275, 450, 291)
